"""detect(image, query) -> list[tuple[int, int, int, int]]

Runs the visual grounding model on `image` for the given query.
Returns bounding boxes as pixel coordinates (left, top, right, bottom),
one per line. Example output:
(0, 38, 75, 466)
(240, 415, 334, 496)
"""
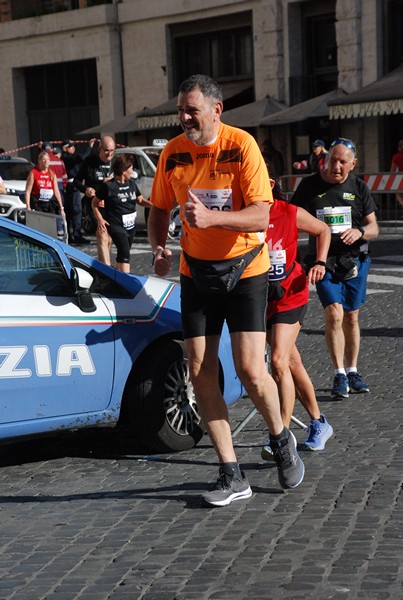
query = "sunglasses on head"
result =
(330, 138, 356, 153)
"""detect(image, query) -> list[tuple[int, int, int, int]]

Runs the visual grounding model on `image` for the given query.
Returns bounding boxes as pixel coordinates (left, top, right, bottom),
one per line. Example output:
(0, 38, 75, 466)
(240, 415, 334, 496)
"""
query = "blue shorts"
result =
(316, 256, 370, 311)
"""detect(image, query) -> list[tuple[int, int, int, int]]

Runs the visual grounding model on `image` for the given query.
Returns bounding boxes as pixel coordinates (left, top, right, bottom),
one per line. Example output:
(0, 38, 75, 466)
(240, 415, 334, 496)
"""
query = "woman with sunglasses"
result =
(291, 138, 379, 400)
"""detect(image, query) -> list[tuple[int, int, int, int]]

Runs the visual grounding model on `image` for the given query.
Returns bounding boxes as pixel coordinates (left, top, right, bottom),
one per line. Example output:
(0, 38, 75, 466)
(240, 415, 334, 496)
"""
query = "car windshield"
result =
(143, 148, 163, 167)
(0, 162, 32, 180)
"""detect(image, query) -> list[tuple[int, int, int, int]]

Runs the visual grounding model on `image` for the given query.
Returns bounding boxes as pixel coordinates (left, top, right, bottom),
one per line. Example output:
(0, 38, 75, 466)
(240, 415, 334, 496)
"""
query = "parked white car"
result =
(0, 154, 32, 219)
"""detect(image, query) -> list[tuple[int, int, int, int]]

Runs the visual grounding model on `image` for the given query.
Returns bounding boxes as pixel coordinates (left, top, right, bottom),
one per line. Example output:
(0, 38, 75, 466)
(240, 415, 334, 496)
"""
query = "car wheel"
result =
(121, 340, 203, 452)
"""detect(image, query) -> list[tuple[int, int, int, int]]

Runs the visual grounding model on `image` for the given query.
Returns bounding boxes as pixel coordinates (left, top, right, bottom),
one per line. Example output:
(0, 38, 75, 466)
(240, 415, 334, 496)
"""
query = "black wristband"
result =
(314, 260, 326, 267)
(357, 226, 365, 237)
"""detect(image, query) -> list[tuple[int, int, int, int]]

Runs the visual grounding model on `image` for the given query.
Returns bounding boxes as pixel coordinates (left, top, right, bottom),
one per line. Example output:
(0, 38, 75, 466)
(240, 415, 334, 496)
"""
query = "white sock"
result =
(346, 367, 357, 374)
(334, 368, 346, 376)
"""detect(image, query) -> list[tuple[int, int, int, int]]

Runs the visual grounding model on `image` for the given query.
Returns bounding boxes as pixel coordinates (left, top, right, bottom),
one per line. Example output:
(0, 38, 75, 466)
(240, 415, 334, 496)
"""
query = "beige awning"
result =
(328, 65, 403, 119)
(136, 81, 253, 130)
(77, 113, 139, 135)
(260, 89, 346, 126)
(222, 97, 286, 128)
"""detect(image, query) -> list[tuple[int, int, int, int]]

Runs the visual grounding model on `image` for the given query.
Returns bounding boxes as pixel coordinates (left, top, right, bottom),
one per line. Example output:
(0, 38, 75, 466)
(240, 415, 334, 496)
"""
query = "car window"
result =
(0, 229, 71, 295)
(0, 162, 32, 180)
(69, 256, 133, 298)
(143, 148, 162, 168)
(137, 154, 155, 178)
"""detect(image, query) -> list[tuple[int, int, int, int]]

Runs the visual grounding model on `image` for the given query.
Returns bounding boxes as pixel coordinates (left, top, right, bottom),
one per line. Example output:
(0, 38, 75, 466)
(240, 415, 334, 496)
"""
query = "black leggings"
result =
(107, 224, 135, 263)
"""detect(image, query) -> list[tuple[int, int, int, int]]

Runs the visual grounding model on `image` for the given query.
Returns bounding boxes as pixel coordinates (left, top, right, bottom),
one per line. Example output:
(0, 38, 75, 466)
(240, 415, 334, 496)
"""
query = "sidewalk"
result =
(0, 232, 402, 600)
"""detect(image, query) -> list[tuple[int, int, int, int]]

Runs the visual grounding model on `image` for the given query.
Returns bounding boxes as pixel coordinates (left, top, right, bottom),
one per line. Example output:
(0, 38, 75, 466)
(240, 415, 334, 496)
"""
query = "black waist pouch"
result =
(328, 254, 360, 281)
(267, 263, 295, 301)
(184, 244, 264, 294)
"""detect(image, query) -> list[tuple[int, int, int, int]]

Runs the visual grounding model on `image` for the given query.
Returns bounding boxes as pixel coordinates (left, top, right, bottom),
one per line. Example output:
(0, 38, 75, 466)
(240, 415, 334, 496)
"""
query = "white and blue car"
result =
(0, 217, 243, 452)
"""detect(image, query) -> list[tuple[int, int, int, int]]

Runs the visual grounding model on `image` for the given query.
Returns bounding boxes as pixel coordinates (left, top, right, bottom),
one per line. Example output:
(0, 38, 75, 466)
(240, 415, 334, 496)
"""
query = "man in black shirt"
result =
(292, 138, 378, 399)
(62, 138, 94, 244)
(74, 136, 115, 264)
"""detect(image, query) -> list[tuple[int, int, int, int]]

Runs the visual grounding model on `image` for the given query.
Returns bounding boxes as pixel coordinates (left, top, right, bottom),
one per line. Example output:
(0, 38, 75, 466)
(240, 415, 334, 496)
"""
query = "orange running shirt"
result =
(151, 122, 273, 278)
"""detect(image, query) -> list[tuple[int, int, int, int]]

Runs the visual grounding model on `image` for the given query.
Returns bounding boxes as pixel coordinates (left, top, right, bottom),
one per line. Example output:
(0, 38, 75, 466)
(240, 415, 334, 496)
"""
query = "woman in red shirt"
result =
(262, 180, 332, 455)
(25, 151, 65, 216)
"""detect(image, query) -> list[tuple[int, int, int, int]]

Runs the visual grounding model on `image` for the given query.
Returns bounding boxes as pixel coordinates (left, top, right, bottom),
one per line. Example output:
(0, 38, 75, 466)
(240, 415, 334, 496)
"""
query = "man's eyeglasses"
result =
(330, 138, 356, 154)
(103, 148, 115, 154)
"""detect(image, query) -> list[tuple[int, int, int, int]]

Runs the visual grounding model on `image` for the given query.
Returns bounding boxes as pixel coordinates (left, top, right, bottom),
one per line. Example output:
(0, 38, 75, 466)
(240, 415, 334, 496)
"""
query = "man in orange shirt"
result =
(148, 74, 304, 507)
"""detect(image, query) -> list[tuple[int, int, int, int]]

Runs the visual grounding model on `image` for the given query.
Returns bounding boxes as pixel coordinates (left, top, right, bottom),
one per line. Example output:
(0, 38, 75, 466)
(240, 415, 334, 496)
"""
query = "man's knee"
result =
(325, 302, 344, 326)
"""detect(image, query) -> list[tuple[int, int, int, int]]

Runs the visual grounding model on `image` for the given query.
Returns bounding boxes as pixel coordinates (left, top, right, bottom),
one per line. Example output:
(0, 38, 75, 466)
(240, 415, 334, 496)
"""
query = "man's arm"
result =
(359, 212, 379, 241)
(147, 205, 173, 276)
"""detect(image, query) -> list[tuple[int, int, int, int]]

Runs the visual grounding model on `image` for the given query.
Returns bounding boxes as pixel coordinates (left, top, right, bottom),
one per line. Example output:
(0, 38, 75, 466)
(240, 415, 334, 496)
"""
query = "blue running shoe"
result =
(304, 415, 334, 451)
(331, 373, 349, 399)
(347, 371, 369, 393)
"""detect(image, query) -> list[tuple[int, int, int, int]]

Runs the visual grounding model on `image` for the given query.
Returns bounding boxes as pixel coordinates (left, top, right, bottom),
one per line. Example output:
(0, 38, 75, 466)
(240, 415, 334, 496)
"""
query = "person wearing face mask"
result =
(292, 138, 379, 400)
(74, 136, 116, 264)
(148, 74, 305, 508)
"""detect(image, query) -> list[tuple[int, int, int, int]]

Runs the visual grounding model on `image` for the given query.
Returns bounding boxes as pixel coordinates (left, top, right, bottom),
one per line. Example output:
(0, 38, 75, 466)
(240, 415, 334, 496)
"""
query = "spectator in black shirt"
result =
(62, 138, 95, 244)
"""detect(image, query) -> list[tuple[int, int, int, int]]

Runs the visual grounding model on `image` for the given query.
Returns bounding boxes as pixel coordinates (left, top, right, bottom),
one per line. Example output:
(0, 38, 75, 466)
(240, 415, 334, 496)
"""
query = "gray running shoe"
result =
(273, 431, 305, 489)
(261, 438, 274, 461)
(201, 468, 252, 507)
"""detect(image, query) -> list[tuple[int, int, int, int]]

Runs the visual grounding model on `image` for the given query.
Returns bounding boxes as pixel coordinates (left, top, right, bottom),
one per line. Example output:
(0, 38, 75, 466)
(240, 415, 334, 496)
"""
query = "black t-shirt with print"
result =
(291, 172, 377, 256)
(96, 178, 141, 228)
(73, 154, 113, 194)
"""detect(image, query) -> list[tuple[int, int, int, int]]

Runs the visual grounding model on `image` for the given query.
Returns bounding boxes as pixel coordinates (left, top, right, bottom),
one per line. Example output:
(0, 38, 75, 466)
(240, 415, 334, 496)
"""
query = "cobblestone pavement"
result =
(0, 232, 402, 600)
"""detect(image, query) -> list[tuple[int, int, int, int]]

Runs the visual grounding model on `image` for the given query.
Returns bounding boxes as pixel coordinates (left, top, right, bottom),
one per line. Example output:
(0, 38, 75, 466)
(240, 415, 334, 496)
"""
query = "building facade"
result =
(0, 0, 402, 173)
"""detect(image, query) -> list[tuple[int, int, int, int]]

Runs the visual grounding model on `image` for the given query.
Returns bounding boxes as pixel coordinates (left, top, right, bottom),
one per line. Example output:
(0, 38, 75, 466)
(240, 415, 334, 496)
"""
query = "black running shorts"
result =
(180, 271, 268, 339)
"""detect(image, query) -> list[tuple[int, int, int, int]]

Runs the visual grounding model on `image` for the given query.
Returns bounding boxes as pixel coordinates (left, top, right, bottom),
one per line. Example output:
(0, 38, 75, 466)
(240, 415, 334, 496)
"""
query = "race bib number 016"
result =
(190, 188, 232, 210)
(316, 206, 352, 233)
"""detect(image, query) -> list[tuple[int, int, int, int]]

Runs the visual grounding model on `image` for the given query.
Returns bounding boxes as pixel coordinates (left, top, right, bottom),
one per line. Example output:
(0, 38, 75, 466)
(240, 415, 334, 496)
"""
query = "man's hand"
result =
(153, 248, 172, 277)
(339, 228, 363, 246)
(183, 190, 211, 229)
(85, 187, 96, 198)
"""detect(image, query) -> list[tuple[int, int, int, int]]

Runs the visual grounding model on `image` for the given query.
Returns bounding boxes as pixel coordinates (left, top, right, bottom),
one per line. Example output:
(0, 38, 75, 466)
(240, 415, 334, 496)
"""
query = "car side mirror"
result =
(72, 267, 96, 313)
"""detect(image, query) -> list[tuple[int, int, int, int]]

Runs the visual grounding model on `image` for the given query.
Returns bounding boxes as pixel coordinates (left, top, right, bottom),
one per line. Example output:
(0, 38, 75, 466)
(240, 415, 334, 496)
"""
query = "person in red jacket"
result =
(262, 180, 333, 457)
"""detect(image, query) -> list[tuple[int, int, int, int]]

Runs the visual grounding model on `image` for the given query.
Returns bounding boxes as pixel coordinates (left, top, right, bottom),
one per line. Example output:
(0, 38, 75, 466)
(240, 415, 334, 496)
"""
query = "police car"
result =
(0, 216, 243, 451)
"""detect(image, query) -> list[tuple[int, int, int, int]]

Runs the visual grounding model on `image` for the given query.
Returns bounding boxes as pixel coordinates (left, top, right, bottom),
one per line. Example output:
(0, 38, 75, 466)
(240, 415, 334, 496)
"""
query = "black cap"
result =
(312, 139, 325, 148)
(62, 139, 75, 148)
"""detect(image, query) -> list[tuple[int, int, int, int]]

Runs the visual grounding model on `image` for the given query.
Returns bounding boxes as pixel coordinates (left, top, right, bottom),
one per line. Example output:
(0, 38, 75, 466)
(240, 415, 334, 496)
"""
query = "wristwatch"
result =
(357, 226, 365, 238)
(314, 260, 326, 267)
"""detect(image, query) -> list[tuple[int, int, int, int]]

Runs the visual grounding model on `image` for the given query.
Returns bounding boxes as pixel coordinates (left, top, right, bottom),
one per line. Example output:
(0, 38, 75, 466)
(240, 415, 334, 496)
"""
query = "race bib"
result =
(316, 206, 352, 233)
(190, 188, 232, 211)
(39, 188, 53, 201)
(122, 211, 137, 230)
(268, 249, 287, 281)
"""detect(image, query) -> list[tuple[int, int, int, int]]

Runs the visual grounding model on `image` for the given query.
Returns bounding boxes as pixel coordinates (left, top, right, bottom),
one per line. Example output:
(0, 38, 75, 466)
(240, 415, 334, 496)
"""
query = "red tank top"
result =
(31, 167, 55, 201)
(266, 199, 309, 318)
